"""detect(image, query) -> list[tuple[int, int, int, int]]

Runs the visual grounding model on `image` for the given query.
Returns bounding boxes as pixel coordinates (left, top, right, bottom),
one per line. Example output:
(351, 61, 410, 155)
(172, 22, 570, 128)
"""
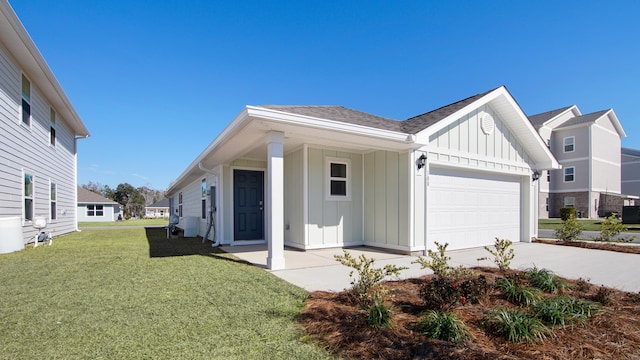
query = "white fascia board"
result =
(0, 2, 88, 137)
(246, 106, 414, 143)
(603, 109, 627, 138)
(542, 105, 580, 128)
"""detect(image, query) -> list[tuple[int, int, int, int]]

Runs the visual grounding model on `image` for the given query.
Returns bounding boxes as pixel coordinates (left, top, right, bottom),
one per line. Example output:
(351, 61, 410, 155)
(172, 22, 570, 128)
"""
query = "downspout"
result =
(198, 162, 220, 247)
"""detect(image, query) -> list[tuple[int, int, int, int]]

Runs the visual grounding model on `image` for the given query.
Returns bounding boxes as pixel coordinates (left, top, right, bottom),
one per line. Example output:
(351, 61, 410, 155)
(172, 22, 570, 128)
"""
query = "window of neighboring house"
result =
(326, 158, 350, 200)
(21, 74, 31, 126)
(564, 197, 575, 208)
(178, 192, 183, 217)
(201, 179, 207, 219)
(545, 198, 549, 212)
(87, 205, 104, 217)
(24, 172, 34, 221)
(50, 108, 56, 146)
(50, 182, 57, 220)
(563, 136, 575, 152)
(547, 170, 550, 182)
(564, 167, 575, 182)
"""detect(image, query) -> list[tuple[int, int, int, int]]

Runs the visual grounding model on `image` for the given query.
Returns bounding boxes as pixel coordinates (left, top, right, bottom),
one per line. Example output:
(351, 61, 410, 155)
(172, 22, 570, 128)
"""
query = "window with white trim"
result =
(21, 74, 31, 126)
(24, 172, 34, 221)
(87, 205, 104, 217)
(564, 167, 575, 182)
(50, 182, 57, 220)
(326, 158, 350, 200)
(178, 192, 183, 217)
(546, 170, 550, 182)
(50, 108, 56, 146)
(564, 197, 575, 208)
(563, 136, 574, 152)
(201, 178, 207, 219)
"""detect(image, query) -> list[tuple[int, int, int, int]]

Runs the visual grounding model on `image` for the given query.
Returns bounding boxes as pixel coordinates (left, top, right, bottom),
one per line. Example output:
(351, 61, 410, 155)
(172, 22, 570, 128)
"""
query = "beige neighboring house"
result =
(77, 187, 121, 222)
(145, 198, 169, 218)
(165, 86, 559, 270)
(528, 105, 634, 219)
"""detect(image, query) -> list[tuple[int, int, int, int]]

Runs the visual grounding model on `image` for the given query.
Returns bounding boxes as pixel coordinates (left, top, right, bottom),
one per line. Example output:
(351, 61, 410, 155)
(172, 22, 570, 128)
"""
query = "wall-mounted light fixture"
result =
(532, 170, 540, 182)
(417, 154, 427, 170)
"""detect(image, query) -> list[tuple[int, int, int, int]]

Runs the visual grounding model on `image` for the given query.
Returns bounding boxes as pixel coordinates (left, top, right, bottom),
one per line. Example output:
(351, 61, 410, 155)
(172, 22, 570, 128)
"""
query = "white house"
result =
(528, 105, 630, 218)
(145, 198, 170, 219)
(77, 187, 120, 222)
(165, 86, 559, 270)
(0, 1, 89, 244)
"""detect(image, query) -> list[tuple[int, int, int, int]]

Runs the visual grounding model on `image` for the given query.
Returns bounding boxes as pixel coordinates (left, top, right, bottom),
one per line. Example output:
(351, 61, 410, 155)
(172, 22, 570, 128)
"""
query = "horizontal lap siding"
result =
(0, 43, 79, 242)
(284, 149, 303, 246)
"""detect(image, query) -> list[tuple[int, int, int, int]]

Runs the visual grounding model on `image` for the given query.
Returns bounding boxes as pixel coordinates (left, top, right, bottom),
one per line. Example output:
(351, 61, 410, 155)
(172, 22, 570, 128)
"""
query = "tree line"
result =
(81, 182, 165, 219)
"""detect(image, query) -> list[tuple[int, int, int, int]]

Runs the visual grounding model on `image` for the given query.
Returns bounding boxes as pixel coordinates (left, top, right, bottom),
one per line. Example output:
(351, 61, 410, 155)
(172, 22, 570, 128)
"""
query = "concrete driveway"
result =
(220, 242, 640, 293)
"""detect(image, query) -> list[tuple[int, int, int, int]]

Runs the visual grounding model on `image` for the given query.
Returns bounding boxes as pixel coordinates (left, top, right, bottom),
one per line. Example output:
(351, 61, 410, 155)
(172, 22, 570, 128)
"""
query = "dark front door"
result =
(234, 170, 264, 240)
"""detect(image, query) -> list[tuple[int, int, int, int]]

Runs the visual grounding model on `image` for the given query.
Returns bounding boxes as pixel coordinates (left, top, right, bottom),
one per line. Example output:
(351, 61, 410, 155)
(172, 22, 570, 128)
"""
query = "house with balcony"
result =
(528, 105, 632, 218)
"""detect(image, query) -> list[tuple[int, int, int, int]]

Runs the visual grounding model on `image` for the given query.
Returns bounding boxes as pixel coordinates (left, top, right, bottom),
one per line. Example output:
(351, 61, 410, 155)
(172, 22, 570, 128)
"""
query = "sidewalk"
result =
(220, 242, 640, 293)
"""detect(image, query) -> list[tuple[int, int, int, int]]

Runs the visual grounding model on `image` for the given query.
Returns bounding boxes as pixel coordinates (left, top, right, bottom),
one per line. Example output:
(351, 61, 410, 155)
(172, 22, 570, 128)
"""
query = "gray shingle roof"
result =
(77, 186, 118, 204)
(148, 198, 170, 208)
(527, 106, 573, 129)
(262, 87, 500, 135)
(555, 109, 609, 129)
(622, 147, 640, 158)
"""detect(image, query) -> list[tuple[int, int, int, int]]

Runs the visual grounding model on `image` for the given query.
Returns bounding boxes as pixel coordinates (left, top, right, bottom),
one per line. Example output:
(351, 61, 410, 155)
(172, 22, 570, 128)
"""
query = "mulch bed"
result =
(534, 238, 640, 255)
(300, 267, 640, 359)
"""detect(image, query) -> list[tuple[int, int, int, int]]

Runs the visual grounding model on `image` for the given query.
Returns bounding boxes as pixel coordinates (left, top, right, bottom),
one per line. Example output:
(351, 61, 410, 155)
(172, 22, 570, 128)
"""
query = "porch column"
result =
(266, 131, 285, 270)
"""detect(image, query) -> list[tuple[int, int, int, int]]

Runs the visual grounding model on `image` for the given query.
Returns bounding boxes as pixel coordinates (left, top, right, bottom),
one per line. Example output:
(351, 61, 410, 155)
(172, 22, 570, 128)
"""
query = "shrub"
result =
(484, 237, 515, 272)
(495, 276, 542, 306)
(416, 310, 470, 344)
(560, 207, 576, 221)
(533, 296, 599, 326)
(525, 266, 568, 294)
(598, 213, 632, 242)
(483, 308, 550, 343)
(334, 250, 407, 304)
(575, 278, 592, 293)
(413, 241, 452, 276)
(554, 213, 583, 242)
(593, 285, 613, 305)
(420, 273, 490, 309)
(367, 290, 393, 329)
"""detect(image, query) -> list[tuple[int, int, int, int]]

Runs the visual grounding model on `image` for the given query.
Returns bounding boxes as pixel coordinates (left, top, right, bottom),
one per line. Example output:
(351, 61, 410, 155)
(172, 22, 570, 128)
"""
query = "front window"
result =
(24, 172, 33, 221)
(563, 136, 575, 152)
(21, 74, 31, 126)
(50, 182, 57, 220)
(564, 167, 575, 182)
(326, 158, 350, 200)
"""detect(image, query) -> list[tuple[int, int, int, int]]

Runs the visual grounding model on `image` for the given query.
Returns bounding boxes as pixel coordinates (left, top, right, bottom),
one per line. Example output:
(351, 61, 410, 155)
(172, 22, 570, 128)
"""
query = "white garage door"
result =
(427, 167, 521, 251)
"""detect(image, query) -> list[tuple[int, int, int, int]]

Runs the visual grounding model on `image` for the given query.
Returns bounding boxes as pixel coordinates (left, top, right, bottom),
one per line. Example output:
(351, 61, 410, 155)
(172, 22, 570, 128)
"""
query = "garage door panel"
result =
(427, 167, 521, 251)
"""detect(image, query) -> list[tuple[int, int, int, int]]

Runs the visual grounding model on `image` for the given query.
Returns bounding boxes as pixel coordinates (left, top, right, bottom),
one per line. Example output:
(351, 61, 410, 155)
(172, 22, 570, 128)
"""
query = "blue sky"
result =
(9, 0, 640, 191)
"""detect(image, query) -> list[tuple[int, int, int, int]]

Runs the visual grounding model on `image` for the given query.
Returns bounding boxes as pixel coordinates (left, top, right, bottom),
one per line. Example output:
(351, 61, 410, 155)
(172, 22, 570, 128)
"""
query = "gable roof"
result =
(77, 186, 118, 204)
(527, 106, 574, 129)
(147, 198, 170, 208)
(0, 1, 89, 137)
(554, 109, 610, 129)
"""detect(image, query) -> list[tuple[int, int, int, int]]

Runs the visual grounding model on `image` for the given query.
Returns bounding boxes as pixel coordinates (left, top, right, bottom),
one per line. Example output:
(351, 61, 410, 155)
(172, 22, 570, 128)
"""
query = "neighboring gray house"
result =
(145, 198, 169, 218)
(0, 1, 89, 244)
(77, 187, 120, 222)
(166, 86, 559, 270)
(622, 147, 640, 199)
(528, 105, 631, 218)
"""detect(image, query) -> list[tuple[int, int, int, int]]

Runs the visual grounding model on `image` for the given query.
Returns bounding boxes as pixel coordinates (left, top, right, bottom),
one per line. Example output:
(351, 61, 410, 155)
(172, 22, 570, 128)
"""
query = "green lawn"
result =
(538, 219, 640, 232)
(0, 228, 332, 359)
(78, 218, 169, 228)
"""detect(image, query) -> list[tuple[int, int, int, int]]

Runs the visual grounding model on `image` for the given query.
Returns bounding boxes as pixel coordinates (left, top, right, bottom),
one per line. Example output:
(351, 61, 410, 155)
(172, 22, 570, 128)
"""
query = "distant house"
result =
(77, 187, 120, 222)
(145, 198, 169, 218)
(622, 147, 640, 199)
(0, 2, 89, 244)
(165, 86, 559, 270)
(528, 106, 633, 218)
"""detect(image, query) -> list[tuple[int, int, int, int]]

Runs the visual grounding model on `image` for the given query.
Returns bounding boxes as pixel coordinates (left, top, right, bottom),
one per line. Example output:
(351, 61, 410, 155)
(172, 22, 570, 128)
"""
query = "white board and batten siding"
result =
(0, 42, 79, 243)
(422, 105, 534, 251)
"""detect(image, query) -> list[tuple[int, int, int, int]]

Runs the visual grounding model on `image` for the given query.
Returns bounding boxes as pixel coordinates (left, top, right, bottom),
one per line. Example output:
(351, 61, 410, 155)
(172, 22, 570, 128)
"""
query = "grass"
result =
(78, 218, 169, 228)
(0, 227, 331, 359)
(538, 218, 640, 233)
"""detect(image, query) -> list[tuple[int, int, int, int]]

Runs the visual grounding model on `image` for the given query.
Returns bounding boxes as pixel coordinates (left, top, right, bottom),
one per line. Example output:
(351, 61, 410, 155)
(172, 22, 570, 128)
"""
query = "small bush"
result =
(593, 285, 614, 305)
(495, 276, 542, 306)
(334, 250, 407, 304)
(484, 237, 515, 272)
(559, 207, 576, 221)
(525, 266, 568, 294)
(533, 296, 599, 326)
(575, 278, 592, 293)
(420, 273, 490, 309)
(416, 310, 470, 344)
(367, 290, 393, 329)
(598, 213, 630, 242)
(483, 308, 550, 343)
(413, 241, 452, 276)
(555, 213, 583, 242)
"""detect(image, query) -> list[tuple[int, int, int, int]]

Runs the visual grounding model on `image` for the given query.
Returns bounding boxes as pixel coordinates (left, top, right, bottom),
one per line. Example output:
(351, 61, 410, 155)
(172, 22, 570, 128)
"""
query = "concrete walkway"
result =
(220, 242, 640, 293)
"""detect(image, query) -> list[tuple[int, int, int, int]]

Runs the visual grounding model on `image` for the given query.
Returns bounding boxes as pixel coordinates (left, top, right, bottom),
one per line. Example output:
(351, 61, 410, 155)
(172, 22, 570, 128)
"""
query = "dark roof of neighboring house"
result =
(77, 186, 118, 204)
(555, 109, 610, 130)
(147, 198, 170, 208)
(622, 147, 640, 158)
(262, 86, 501, 135)
(527, 106, 573, 129)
